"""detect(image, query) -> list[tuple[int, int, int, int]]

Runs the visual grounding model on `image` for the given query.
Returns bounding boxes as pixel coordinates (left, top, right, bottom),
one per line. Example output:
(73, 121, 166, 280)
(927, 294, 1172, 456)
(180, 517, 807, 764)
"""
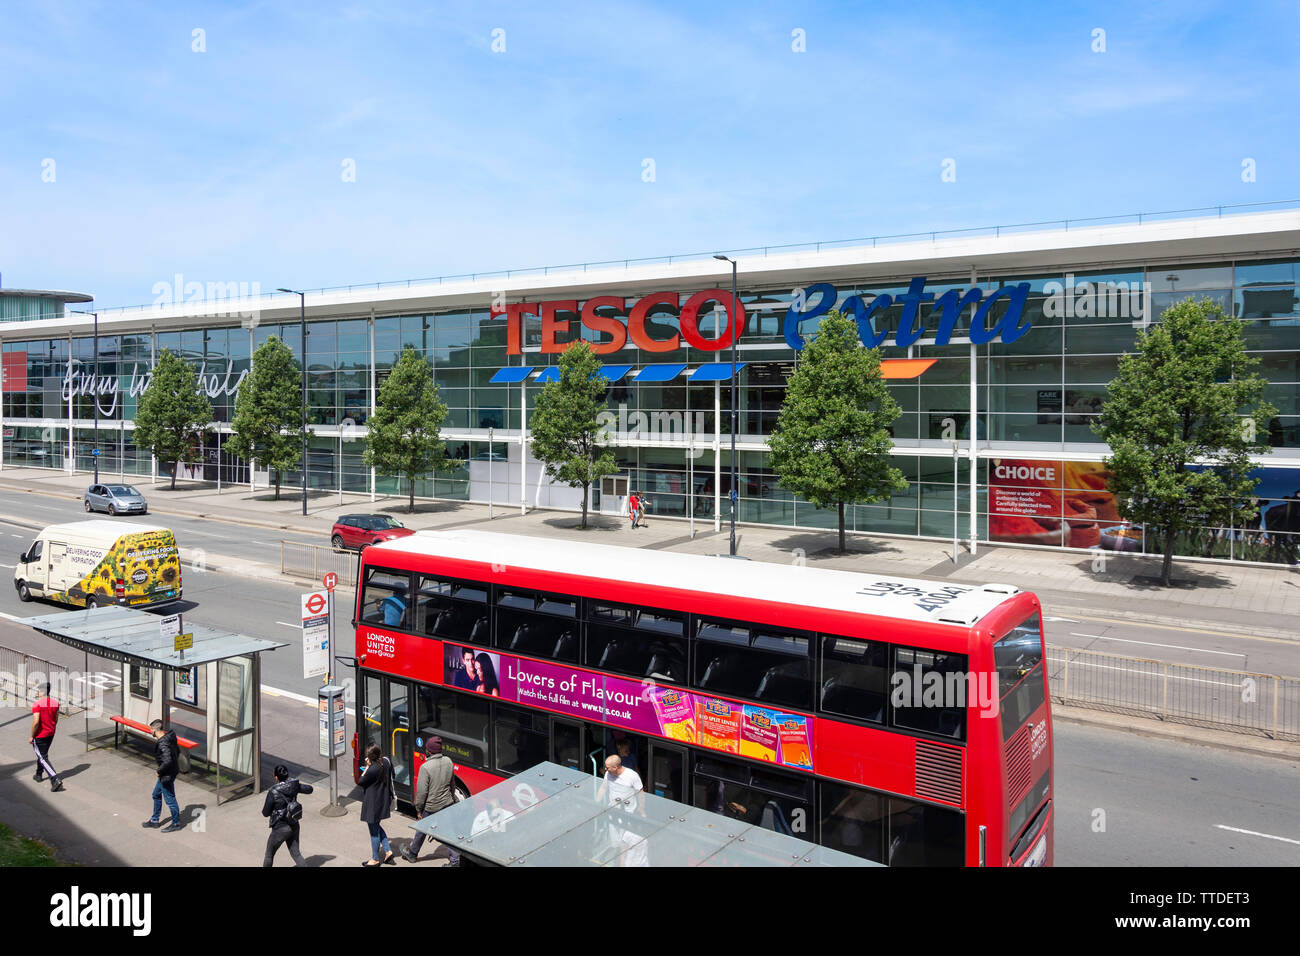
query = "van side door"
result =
(47, 542, 68, 590)
(24, 540, 46, 591)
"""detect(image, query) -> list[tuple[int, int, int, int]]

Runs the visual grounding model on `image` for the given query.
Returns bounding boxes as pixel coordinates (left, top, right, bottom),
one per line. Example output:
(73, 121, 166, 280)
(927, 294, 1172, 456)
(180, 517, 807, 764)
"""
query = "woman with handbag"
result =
(358, 745, 397, 866)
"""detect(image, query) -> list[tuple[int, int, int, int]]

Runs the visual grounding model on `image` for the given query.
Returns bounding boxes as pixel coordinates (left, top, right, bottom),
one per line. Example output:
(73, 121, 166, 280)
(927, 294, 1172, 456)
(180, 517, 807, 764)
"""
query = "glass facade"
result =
(2, 254, 1297, 565)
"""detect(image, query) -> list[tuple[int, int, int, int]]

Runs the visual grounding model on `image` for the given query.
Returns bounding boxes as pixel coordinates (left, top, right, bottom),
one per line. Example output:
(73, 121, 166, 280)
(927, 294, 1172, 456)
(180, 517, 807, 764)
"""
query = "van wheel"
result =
(16, 580, 31, 602)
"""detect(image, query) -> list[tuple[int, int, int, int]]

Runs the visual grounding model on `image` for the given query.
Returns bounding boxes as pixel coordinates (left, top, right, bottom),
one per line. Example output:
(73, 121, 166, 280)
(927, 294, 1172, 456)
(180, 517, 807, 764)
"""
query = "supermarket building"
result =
(2, 203, 1298, 565)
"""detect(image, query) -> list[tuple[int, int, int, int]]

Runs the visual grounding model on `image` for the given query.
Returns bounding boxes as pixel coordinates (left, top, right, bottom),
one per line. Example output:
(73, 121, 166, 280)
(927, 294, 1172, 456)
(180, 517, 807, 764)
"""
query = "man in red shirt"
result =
(30, 682, 65, 793)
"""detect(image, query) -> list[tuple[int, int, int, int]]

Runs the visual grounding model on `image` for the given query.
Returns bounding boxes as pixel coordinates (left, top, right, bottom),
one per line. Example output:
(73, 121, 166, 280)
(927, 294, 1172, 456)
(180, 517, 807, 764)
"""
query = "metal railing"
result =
(1046, 646, 1300, 741)
(65, 197, 1300, 317)
(0, 645, 85, 715)
(280, 540, 358, 585)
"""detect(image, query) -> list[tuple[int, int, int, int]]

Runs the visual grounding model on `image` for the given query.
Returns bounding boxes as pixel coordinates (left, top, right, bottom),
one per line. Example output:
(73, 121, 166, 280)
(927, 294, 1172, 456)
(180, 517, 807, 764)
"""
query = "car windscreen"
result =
(369, 516, 401, 530)
(108, 486, 140, 496)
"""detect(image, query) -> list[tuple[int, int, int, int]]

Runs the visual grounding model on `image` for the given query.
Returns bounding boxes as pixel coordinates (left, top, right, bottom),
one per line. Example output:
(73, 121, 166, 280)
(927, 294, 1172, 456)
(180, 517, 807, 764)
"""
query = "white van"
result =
(14, 520, 183, 609)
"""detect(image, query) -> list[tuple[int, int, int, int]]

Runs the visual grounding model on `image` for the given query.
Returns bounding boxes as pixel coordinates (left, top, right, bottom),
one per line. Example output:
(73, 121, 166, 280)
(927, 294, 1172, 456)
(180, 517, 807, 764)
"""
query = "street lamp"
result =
(71, 310, 100, 483)
(277, 288, 308, 516)
(713, 254, 739, 556)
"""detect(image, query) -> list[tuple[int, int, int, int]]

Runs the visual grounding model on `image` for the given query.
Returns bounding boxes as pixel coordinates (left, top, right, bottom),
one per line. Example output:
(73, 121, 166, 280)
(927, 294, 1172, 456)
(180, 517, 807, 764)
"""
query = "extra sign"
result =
(301, 590, 330, 680)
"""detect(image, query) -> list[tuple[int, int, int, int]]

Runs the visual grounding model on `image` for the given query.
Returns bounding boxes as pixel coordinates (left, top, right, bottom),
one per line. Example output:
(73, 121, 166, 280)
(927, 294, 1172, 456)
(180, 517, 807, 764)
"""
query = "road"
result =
(1053, 721, 1300, 865)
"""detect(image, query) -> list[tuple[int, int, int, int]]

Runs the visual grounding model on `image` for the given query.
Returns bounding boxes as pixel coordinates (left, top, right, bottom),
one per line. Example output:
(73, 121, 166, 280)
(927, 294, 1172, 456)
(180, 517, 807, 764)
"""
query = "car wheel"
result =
(84, 500, 92, 512)
(332, 534, 345, 551)
(108, 505, 116, 516)
(16, 580, 31, 602)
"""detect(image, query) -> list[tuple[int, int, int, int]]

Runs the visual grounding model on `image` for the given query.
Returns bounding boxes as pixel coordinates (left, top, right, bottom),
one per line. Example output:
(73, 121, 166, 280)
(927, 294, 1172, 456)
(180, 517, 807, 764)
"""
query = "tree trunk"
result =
(408, 477, 416, 514)
(274, 470, 281, 501)
(170, 462, 177, 491)
(838, 500, 846, 553)
(580, 482, 589, 530)
(1162, 529, 1177, 586)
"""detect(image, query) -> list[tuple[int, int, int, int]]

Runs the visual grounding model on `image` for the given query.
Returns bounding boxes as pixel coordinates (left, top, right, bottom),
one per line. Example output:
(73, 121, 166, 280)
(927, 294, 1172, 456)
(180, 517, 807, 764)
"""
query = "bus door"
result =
(360, 673, 415, 803)
(647, 741, 686, 802)
(551, 717, 583, 771)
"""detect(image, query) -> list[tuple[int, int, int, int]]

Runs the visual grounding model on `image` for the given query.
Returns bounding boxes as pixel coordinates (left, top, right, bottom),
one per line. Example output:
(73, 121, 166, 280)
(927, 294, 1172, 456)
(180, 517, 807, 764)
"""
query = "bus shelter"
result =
(409, 761, 879, 867)
(22, 606, 287, 803)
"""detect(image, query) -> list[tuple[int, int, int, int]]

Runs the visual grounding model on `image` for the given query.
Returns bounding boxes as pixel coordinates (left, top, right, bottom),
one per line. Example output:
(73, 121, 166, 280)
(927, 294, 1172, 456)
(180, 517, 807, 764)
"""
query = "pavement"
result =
(1, 464, 1297, 637)
(0, 464, 1297, 866)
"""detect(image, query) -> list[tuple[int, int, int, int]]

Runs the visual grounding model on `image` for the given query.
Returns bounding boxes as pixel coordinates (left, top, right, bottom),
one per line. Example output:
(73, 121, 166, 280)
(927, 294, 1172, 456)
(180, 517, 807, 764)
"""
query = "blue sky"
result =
(2, 0, 1298, 308)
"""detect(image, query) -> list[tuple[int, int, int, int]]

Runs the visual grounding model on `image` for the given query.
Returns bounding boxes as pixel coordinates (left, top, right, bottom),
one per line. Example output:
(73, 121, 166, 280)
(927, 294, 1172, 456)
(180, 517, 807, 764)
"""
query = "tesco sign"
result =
(495, 277, 1032, 356)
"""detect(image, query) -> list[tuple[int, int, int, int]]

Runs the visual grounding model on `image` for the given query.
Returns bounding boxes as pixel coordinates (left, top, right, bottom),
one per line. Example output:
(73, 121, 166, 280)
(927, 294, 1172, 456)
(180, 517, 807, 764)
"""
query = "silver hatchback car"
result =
(84, 483, 149, 516)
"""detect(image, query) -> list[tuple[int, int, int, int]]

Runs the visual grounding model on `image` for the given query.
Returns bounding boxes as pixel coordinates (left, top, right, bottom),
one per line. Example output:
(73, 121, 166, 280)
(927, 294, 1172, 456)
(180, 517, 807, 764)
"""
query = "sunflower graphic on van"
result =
(14, 521, 182, 609)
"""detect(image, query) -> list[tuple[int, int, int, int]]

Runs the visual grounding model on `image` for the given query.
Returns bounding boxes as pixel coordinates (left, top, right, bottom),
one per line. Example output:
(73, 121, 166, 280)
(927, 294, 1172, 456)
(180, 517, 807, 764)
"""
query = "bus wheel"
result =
(16, 580, 31, 602)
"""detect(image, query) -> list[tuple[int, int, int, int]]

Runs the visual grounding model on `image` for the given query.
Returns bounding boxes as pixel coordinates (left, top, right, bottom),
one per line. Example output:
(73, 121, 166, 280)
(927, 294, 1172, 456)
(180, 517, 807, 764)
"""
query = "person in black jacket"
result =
(141, 719, 183, 833)
(358, 745, 396, 866)
(262, 764, 314, 867)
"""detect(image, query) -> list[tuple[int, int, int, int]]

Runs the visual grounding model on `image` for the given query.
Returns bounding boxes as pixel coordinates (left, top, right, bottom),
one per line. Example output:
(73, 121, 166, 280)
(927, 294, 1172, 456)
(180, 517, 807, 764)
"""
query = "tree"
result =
(364, 346, 453, 513)
(133, 348, 213, 491)
(768, 309, 908, 552)
(1094, 297, 1275, 586)
(226, 335, 303, 499)
(528, 342, 618, 530)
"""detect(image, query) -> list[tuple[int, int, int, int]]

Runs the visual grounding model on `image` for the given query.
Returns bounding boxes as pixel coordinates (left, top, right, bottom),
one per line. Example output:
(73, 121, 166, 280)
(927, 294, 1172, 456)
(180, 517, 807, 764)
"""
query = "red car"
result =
(331, 514, 416, 551)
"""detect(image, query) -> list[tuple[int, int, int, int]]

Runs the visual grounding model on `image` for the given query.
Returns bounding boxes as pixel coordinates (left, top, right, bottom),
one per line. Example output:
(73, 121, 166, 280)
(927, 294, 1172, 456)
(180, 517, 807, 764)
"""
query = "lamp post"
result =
(713, 254, 739, 556)
(277, 288, 308, 516)
(72, 310, 100, 483)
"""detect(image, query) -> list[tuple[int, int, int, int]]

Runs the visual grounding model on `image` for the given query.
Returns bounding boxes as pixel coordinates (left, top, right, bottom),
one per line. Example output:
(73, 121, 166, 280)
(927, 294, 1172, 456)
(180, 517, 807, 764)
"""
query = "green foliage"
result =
(0, 821, 65, 866)
(1094, 297, 1276, 584)
(226, 335, 303, 498)
(768, 309, 907, 551)
(363, 347, 453, 512)
(528, 343, 618, 529)
(132, 348, 213, 490)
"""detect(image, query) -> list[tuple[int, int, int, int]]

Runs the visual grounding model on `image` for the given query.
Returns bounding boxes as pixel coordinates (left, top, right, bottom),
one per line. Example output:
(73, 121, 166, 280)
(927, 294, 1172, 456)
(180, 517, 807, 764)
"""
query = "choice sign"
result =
(495, 277, 1032, 356)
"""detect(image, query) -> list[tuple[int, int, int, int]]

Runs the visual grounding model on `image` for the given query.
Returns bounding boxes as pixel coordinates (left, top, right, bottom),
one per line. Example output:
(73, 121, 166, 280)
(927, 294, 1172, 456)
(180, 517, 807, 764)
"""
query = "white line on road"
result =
(261, 683, 355, 716)
(276, 621, 299, 629)
(1069, 633, 1247, 659)
(1215, 825, 1300, 846)
(1045, 616, 1080, 623)
(0, 564, 14, 569)
(9, 534, 23, 538)
(1061, 659, 1245, 688)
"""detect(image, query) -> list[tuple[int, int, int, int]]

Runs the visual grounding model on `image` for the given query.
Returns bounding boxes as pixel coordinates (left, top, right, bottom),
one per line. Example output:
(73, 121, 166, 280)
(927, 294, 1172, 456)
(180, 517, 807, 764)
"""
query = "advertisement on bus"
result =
(441, 643, 815, 772)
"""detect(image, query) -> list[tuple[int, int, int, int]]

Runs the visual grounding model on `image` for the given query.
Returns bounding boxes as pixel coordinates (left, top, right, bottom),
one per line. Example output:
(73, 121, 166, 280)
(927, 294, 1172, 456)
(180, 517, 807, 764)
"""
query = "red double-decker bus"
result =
(351, 530, 1052, 866)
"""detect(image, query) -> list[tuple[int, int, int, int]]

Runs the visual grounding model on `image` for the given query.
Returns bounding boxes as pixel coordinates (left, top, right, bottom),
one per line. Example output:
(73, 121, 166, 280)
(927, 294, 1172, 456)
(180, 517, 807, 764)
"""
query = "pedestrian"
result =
(402, 736, 460, 866)
(141, 719, 183, 833)
(261, 763, 314, 867)
(628, 490, 640, 529)
(358, 744, 396, 866)
(30, 681, 65, 793)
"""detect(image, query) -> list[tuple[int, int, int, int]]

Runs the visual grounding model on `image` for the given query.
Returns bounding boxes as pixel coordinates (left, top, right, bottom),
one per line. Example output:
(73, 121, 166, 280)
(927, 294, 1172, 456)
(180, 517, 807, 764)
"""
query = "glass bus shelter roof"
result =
(22, 606, 288, 671)
(409, 761, 879, 867)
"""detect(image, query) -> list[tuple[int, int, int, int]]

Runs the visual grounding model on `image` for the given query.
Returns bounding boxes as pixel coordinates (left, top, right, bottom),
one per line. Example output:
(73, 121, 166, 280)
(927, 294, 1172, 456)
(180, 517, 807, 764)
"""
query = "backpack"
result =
(275, 781, 303, 825)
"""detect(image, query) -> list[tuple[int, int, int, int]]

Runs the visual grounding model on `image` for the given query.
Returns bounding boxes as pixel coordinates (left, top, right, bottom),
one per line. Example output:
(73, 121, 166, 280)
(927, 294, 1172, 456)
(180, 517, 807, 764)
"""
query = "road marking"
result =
(1069, 633, 1247, 659)
(1044, 616, 1080, 623)
(261, 683, 355, 716)
(1215, 825, 1300, 846)
(0, 564, 14, 569)
(9, 533, 23, 538)
(1059, 613, 1299, 646)
(1059, 659, 1246, 688)
(276, 621, 299, 629)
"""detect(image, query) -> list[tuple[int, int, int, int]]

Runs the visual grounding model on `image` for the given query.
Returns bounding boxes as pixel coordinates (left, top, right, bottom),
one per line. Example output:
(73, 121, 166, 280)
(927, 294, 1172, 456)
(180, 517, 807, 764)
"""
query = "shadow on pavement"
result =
(768, 531, 905, 559)
(1070, 555, 1234, 590)
(0, 759, 130, 865)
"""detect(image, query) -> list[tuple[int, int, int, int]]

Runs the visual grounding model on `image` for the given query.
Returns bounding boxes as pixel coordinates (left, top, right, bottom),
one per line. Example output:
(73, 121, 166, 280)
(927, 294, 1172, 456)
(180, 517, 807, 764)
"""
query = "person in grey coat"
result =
(401, 736, 460, 865)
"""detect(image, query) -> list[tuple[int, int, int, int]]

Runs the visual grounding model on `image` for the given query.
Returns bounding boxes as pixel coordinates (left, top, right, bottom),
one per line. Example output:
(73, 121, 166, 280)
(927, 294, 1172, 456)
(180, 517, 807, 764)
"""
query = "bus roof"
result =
(368, 530, 1023, 629)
